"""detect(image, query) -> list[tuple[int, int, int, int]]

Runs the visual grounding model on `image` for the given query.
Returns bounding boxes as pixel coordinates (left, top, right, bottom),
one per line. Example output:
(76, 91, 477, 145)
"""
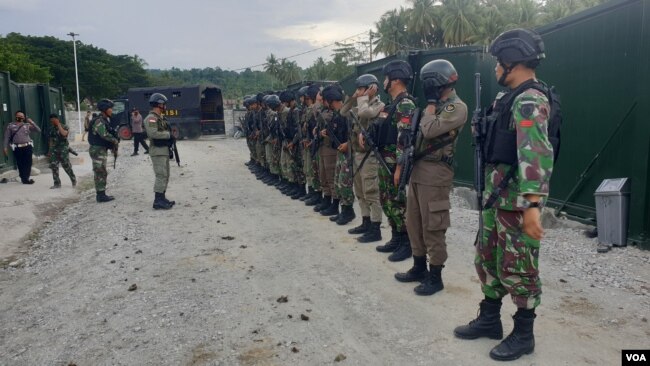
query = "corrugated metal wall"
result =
(339, 0, 649, 247)
(0, 71, 66, 170)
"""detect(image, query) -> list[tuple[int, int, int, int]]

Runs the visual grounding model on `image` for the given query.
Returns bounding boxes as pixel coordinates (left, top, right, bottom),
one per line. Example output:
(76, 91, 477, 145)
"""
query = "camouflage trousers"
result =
(255, 141, 266, 167)
(280, 142, 295, 182)
(475, 208, 542, 309)
(293, 147, 304, 184)
(319, 147, 337, 198)
(377, 150, 406, 233)
(246, 137, 256, 161)
(334, 152, 354, 206)
(49, 147, 76, 186)
(89, 145, 108, 192)
(304, 148, 321, 191)
(266, 142, 281, 175)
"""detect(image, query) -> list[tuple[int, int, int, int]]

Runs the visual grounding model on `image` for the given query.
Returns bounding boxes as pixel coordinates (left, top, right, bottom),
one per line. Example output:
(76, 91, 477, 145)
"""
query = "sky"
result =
(0, 0, 404, 71)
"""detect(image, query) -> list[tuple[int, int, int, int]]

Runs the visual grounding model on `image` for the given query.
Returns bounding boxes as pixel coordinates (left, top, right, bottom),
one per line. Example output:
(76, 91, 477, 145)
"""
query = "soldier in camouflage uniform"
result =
(278, 91, 296, 196)
(303, 85, 324, 207)
(243, 96, 256, 166)
(316, 94, 339, 217)
(281, 90, 306, 199)
(88, 99, 119, 202)
(362, 60, 416, 262)
(394, 60, 468, 296)
(321, 85, 355, 225)
(253, 94, 268, 180)
(144, 93, 177, 210)
(341, 74, 385, 242)
(454, 29, 552, 362)
(265, 95, 283, 187)
(47, 113, 76, 189)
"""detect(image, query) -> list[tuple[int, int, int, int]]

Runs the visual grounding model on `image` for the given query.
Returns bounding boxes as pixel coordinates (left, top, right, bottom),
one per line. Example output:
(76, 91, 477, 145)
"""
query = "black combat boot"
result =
(321, 198, 340, 216)
(376, 228, 400, 252)
(305, 192, 322, 207)
(394, 256, 427, 282)
(276, 178, 286, 189)
(300, 187, 314, 201)
(314, 195, 331, 212)
(357, 222, 382, 243)
(291, 184, 305, 200)
(348, 216, 370, 234)
(489, 309, 536, 361)
(454, 299, 503, 340)
(336, 205, 356, 225)
(153, 192, 173, 210)
(96, 191, 115, 203)
(388, 232, 412, 262)
(162, 191, 176, 206)
(414, 265, 444, 295)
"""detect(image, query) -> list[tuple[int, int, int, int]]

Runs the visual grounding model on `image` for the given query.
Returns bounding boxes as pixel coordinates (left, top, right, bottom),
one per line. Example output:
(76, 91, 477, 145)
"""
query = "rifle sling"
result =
(483, 164, 517, 210)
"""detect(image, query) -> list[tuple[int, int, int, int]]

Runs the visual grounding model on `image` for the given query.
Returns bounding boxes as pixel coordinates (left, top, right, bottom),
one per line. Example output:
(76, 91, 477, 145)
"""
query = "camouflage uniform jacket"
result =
(49, 123, 70, 152)
(380, 92, 416, 165)
(485, 87, 553, 211)
(340, 95, 384, 153)
(90, 115, 119, 147)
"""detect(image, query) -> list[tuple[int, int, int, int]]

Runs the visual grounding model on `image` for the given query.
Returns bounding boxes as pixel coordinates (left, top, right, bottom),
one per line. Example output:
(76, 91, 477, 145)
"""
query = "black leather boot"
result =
(394, 256, 427, 282)
(300, 186, 314, 201)
(376, 228, 400, 252)
(489, 309, 536, 361)
(96, 191, 115, 203)
(163, 191, 175, 206)
(388, 232, 412, 262)
(348, 216, 370, 234)
(414, 264, 444, 295)
(336, 205, 356, 225)
(321, 198, 340, 216)
(357, 222, 382, 243)
(153, 192, 172, 210)
(305, 192, 322, 206)
(314, 195, 331, 212)
(292, 184, 306, 200)
(454, 300, 503, 340)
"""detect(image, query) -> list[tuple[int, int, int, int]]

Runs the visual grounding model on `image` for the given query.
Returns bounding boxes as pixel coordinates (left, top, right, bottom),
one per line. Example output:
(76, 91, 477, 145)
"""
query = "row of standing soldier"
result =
(242, 27, 554, 362)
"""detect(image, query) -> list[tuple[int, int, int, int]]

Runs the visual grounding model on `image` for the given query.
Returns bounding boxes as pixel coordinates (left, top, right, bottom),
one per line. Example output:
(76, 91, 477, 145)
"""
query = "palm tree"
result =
(306, 57, 329, 80)
(264, 53, 280, 79)
(469, 1, 506, 46)
(406, 0, 440, 48)
(373, 8, 411, 56)
(441, 0, 478, 46)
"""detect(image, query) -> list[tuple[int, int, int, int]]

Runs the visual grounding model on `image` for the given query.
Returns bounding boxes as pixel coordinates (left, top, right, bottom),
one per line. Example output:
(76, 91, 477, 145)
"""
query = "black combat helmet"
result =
(306, 84, 321, 101)
(149, 93, 168, 107)
(355, 74, 379, 88)
(297, 86, 309, 97)
(279, 90, 295, 103)
(97, 99, 114, 112)
(489, 28, 545, 65)
(256, 93, 266, 104)
(419, 59, 459, 87)
(321, 84, 344, 102)
(265, 94, 281, 109)
(382, 60, 413, 81)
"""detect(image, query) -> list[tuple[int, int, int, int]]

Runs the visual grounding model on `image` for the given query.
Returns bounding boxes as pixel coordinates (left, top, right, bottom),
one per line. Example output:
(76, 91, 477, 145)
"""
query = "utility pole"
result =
(67, 32, 82, 139)
(369, 30, 373, 62)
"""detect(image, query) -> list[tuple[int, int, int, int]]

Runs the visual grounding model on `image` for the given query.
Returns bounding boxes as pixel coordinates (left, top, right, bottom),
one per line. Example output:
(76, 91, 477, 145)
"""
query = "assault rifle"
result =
(68, 148, 79, 156)
(397, 107, 422, 198)
(170, 137, 181, 166)
(356, 114, 393, 176)
(471, 73, 486, 247)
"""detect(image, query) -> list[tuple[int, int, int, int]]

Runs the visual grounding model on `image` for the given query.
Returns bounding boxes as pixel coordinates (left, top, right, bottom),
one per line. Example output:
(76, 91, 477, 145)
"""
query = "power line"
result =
(231, 30, 370, 72)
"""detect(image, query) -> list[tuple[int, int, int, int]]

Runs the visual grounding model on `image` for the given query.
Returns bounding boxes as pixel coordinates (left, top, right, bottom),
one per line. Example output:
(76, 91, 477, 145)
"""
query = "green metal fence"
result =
(338, 0, 649, 248)
(0, 71, 66, 170)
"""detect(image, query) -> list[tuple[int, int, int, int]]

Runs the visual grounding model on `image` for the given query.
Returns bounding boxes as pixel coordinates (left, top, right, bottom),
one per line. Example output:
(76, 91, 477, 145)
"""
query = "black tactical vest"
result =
(373, 92, 414, 150)
(482, 79, 561, 165)
(88, 116, 116, 149)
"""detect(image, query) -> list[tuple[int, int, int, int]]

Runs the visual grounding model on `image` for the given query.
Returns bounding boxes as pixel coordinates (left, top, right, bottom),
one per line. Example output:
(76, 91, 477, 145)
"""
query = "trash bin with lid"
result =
(594, 178, 631, 246)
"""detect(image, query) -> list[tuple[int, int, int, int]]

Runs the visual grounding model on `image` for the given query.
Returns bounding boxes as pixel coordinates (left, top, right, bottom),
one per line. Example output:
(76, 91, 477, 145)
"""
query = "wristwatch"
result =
(522, 199, 541, 209)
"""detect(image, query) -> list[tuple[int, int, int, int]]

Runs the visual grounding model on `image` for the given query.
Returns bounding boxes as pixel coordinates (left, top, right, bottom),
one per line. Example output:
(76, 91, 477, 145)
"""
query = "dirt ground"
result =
(0, 137, 648, 366)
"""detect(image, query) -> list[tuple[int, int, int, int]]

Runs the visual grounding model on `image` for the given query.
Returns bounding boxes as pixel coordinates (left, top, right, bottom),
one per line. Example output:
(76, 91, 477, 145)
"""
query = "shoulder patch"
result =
(148, 118, 157, 123)
(444, 104, 456, 113)
(520, 120, 534, 128)
(520, 103, 535, 118)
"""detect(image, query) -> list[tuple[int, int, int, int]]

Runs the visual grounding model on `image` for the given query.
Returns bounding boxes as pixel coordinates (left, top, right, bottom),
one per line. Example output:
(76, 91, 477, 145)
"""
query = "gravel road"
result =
(1, 137, 648, 366)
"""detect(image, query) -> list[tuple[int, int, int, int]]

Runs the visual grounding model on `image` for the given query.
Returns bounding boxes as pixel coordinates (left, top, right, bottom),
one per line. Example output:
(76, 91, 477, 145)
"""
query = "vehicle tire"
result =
(117, 125, 133, 140)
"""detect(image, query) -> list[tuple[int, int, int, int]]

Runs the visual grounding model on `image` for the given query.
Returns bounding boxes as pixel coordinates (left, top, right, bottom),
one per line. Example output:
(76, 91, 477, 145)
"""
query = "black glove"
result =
(423, 79, 442, 103)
